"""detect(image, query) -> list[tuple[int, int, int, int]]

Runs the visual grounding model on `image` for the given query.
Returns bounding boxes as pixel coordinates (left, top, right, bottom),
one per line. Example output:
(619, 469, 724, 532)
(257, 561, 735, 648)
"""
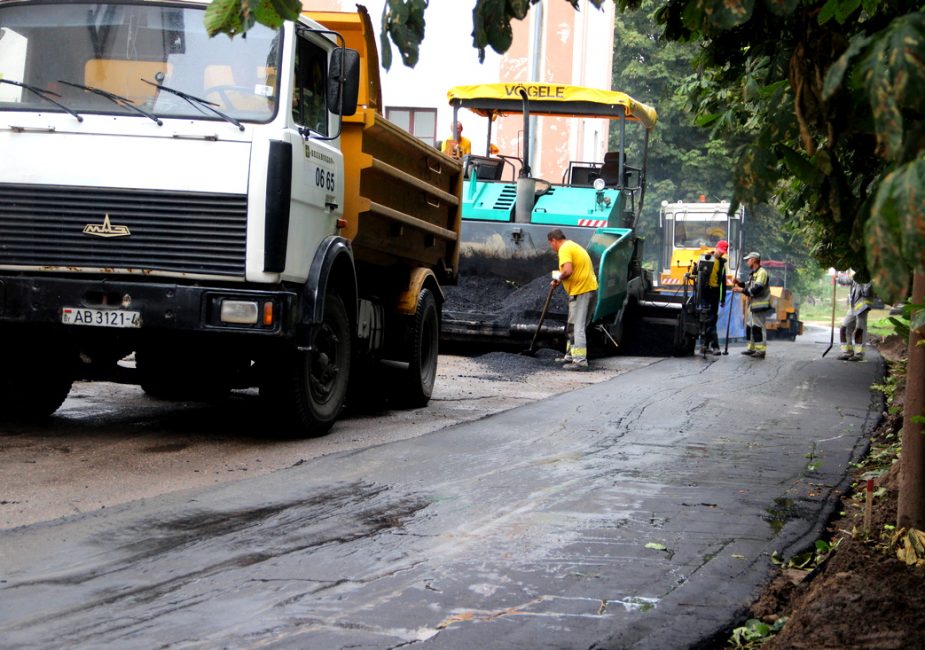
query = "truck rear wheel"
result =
(395, 288, 439, 408)
(263, 293, 351, 436)
(0, 343, 74, 419)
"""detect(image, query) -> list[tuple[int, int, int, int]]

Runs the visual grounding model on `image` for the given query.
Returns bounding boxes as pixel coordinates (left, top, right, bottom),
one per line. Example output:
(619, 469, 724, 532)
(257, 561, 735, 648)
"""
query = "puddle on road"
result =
(765, 497, 798, 533)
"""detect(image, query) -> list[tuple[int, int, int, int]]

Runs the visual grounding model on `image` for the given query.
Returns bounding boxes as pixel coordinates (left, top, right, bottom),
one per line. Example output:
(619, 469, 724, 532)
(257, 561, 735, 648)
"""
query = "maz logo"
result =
(83, 214, 131, 238)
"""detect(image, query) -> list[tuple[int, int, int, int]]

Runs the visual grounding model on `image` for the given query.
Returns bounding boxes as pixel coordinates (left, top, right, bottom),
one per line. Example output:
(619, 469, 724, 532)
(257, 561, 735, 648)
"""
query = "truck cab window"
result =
(293, 35, 328, 136)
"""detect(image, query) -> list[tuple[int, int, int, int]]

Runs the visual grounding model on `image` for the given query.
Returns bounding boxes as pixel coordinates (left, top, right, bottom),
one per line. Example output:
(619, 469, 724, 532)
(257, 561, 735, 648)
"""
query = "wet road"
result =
(0, 330, 881, 649)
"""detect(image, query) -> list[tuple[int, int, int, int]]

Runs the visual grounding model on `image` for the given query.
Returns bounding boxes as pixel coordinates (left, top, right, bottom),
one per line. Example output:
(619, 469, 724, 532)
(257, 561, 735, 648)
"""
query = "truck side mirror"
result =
(327, 48, 359, 117)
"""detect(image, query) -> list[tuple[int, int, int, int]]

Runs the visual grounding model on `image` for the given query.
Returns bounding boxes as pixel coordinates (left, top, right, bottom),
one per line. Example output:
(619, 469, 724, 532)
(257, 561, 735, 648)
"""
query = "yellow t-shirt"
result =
(440, 136, 471, 158)
(558, 240, 598, 296)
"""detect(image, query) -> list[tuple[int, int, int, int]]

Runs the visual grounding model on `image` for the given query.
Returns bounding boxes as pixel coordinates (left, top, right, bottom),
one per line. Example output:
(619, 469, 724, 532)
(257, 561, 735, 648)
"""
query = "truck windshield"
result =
(0, 3, 281, 123)
(673, 218, 727, 249)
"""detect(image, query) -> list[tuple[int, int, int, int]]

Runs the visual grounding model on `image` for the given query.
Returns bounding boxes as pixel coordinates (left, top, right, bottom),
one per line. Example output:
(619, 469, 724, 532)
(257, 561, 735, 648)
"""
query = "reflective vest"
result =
(746, 266, 771, 311)
(849, 281, 874, 315)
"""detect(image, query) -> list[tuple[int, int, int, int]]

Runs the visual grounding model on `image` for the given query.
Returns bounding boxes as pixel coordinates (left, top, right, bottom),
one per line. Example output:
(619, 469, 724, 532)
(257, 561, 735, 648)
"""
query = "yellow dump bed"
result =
(308, 8, 461, 280)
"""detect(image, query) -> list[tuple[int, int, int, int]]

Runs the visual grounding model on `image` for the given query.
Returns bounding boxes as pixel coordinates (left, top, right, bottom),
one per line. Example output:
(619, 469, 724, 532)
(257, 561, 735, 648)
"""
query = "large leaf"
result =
(473, 0, 513, 61)
(381, 0, 427, 68)
(775, 144, 821, 185)
(860, 13, 925, 162)
(864, 163, 925, 301)
(823, 32, 872, 100)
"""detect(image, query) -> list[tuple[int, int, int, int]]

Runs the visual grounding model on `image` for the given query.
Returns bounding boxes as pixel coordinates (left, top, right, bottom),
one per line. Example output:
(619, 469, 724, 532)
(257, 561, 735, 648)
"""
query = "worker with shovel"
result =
(548, 229, 598, 371)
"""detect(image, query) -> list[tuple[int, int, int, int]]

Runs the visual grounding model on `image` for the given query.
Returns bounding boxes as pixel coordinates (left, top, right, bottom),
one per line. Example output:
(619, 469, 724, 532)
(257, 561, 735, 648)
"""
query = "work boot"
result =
(837, 352, 853, 361)
(563, 360, 589, 371)
(554, 356, 573, 364)
(712, 348, 722, 356)
(752, 351, 766, 359)
(741, 349, 755, 356)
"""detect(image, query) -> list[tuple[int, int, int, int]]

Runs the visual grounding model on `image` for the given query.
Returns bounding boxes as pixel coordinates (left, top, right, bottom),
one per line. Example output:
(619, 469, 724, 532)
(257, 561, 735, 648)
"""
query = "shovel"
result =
(522, 282, 556, 356)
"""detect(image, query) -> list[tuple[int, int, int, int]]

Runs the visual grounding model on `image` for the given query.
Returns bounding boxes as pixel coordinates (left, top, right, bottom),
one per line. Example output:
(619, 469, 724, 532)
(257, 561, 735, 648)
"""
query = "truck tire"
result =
(395, 288, 439, 408)
(263, 293, 351, 436)
(0, 345, 73, 419)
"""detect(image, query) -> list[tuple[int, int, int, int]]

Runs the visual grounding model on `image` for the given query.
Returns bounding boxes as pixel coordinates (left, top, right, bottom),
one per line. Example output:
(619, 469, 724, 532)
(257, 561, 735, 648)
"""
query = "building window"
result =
(387, 107, 437, 147)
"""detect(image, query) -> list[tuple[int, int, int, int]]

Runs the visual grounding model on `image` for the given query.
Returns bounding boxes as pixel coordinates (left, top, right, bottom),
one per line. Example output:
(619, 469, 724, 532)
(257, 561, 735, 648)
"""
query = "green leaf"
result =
(382, 0, 427, 68)
(204, 0, 248, 38)
(818, 0, 839, 25)
(252, 0, 285, 31)
(645, 542, 667, 550)
(268, 0, 300, 23)
(860, 13, 925, 161)
(776, 145, 820, 184)
(835, 0, 862, 23)
(866, 167, 917, 302)
(823, 33, 873, 100)
(506, 0, 532, 20)
(379, 6, 394, 70)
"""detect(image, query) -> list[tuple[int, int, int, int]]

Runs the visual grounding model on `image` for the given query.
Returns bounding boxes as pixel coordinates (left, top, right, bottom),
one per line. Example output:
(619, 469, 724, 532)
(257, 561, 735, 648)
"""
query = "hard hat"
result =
(716, 240, 729, 254)
(743, 251, 761, 261)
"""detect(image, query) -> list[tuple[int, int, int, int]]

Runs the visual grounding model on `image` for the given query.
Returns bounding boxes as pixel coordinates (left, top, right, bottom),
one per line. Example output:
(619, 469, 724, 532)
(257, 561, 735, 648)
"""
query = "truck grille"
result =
(0, 184, 248, 277)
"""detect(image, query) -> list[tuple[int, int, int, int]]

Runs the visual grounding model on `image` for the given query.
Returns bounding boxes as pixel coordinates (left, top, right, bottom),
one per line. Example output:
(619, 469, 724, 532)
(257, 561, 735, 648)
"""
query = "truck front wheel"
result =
(263, 293, 352, 436)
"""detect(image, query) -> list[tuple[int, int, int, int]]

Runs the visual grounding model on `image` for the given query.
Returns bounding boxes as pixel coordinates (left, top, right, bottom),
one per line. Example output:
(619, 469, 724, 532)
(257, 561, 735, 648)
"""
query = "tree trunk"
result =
(898, 271, 925, 529)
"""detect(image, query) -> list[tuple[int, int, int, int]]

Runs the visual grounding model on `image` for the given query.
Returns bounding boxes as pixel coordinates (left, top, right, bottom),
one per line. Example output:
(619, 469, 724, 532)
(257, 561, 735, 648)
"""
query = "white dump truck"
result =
(0, 3, 462, 435)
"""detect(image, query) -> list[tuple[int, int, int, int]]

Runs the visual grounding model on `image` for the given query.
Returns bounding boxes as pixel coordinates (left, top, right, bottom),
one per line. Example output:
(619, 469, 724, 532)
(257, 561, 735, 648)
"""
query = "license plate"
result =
(62, 307, 141, 328)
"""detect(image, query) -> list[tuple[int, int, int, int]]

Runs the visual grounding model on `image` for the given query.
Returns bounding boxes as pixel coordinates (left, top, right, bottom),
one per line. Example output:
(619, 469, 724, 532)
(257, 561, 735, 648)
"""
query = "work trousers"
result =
(700, 287, 721, 350)
(841, 309, 869, 357)
(746, 308, 770, 353)
(566, 291, 595, 363)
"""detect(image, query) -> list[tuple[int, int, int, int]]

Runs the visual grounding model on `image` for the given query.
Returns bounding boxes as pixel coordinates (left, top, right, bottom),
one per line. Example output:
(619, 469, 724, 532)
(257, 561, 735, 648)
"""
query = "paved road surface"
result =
(0, 330, 881, 649)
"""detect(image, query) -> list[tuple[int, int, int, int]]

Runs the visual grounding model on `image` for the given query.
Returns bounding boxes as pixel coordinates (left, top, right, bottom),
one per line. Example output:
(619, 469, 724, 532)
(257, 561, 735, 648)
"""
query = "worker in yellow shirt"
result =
(440, 121, 471, 159)
(548, 228, 598, 371)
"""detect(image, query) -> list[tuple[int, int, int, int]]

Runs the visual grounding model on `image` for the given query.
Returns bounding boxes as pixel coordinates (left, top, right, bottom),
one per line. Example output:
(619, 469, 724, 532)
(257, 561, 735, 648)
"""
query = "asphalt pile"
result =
(443, 274, 570, 326)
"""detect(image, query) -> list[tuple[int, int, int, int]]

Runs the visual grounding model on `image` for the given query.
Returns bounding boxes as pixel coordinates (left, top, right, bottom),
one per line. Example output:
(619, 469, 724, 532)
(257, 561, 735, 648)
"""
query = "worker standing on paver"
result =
(839, 276, 875, 361)
(548, 228, 598, 371)
(731, 251, 771, 359)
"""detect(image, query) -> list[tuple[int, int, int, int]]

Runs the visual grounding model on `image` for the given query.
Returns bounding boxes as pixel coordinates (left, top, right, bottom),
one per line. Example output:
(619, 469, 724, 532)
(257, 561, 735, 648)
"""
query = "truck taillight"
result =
(263, 301, 274, 326)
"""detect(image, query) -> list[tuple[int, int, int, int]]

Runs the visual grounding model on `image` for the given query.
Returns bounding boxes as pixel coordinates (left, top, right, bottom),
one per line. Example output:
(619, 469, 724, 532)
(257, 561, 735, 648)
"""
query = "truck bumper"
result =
(0, 275, 299, 338)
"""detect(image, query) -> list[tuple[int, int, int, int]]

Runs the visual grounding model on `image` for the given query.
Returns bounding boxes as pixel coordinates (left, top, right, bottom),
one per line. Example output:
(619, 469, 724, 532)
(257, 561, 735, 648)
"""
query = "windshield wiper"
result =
(58, 80, 162, 126)
(0, 79, 82, 122)
(142, 79, 244, 131)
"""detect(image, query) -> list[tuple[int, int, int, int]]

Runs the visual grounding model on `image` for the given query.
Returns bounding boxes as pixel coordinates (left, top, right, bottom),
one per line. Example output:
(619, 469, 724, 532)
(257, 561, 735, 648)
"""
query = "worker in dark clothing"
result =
(699, 239, 728, 356)
(731, 251, 771, 359)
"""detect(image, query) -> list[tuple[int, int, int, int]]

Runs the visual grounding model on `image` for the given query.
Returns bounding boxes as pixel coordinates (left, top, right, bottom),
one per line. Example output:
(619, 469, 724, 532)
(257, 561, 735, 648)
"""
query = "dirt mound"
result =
(736, 337, 925, 649)
(760, 484, 925, 649)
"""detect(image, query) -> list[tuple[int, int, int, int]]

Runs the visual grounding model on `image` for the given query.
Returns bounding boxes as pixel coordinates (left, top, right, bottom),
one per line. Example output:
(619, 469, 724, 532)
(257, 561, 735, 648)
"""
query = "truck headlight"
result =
(220, 300, 259, 324)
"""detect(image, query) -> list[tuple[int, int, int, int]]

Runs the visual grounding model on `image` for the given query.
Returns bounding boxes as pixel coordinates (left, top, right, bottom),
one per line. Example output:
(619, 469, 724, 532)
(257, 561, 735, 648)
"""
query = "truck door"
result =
(284, 31, 344, 280)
